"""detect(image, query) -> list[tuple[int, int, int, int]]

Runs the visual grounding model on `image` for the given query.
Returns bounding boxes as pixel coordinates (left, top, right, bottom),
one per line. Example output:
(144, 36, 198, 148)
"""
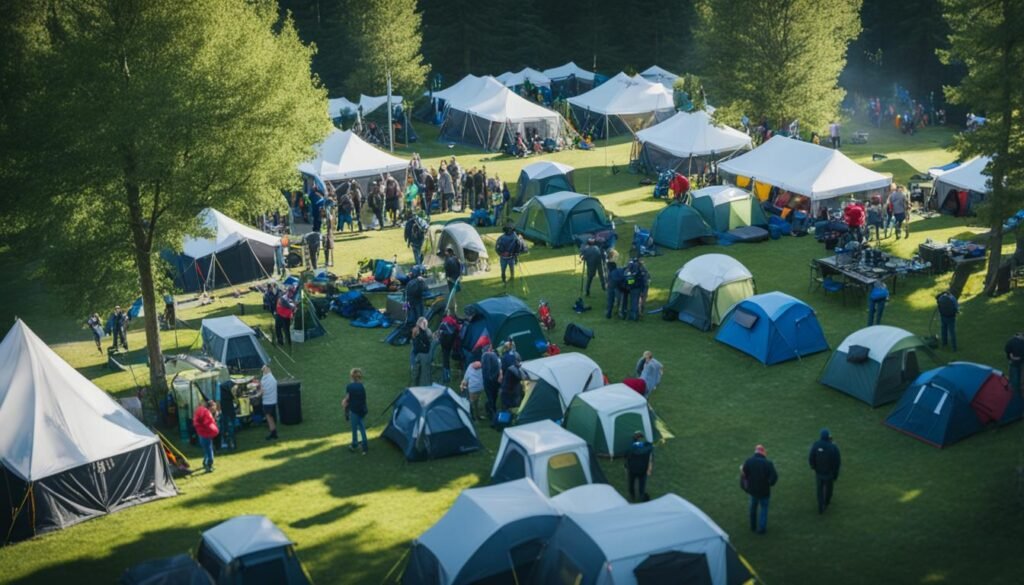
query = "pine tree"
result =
(940, 0, 1024, 295)
(346, 0, 429, 97)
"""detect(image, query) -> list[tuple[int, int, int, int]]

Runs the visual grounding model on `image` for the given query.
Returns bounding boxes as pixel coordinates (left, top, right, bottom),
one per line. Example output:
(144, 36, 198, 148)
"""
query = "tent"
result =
(515, 161, 576, 206)
(635, 111, 752, 174)
(563, 384, 654, 457)
(461, 296, 547, 361)
(297, 129, 409, 193)
(516, 352, 605, 425)
(121, 554, 215, 585)
(715, 292, 828, 365)
(640, 65, 679, 88)
(931, 156, 992, 216)
(200, 316, 270, 372)
(690, 186, 769, 232)
(327, 97, 358, 122)
(666, 254, 755, 331)
(651, 203, 714, 249)
(426, 222, 489, 274)
(403, 479, 561, 585)
(515, 191, 612, 248)
(497, 67, 552, 89)
(437, 75, 570, 150)
(382, 385, 481, 461)
(543, 62, 597, 97)
(820, 326, 935, 407)
(531, 493, 753, 585)
(0, 320, 177, 544)
(719, 136, 892, 207)
(549, 483, 628, 515)
(292, 289, 326, 343)
(885, 362, 1022, 448)
(491, 420, 607, 496)
(196, 516, 311, 585)
(164, 208, 280, 293)
(568, 72, 675, 139)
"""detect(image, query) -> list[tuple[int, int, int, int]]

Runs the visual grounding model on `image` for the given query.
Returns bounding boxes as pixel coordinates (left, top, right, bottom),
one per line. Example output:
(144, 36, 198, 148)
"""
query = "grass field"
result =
(1, 120, 1022, 585)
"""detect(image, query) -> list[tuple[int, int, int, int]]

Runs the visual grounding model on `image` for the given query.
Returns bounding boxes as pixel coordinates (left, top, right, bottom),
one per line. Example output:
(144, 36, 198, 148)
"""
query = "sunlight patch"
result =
(899, 489, 923, 503)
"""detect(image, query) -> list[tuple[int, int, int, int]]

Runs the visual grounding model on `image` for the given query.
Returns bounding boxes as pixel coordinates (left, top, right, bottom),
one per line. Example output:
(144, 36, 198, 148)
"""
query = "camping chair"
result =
(808, 262, 824, 292)
(822, 276, 846, 305)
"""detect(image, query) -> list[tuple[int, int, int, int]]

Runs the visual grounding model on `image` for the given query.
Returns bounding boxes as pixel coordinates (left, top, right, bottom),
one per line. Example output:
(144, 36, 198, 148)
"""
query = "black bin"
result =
(277, 379, 302, 425)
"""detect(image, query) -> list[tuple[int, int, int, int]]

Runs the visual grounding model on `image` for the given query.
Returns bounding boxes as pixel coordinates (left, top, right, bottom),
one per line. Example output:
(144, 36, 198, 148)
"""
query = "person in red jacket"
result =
(193, 400, 220, 473)
(843, 201, 866, 243)
(669, 173, 690, 203)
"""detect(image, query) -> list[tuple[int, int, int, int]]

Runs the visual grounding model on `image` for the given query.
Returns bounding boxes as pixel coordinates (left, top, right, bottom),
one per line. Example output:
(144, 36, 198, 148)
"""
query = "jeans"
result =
(350, 412, 368, 451)
(199, 436, 214, 471)
(500, 257, 516, 282)
(605, 287, 621, 318)
(816, 476, 835, 512)
(894, 213, 907, 238)
(749, 495, 770, 533)
(1009, 361, 1022, 393)
(274, 315, 291, 347)
(628, 471, 647, 501)
(412, 243, 423, 266)
(628, 288, 644, 321)
(867, 298, 886, 326)
(940, 316, 957, 350)
(274, 247, 285, 275)
(484, 380, 500, 419)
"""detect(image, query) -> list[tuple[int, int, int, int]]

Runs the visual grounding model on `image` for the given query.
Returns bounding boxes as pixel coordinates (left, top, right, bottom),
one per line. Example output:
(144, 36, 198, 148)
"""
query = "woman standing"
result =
(343, 368, 369, 455)
(410, 317, 433, 386)
(193, 400, 220, 473)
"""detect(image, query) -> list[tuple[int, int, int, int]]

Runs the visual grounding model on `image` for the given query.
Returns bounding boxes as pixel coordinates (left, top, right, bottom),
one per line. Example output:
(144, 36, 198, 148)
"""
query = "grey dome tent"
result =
(651, 203, 714, 249)
(196, 515, 311, 585)
(200, 316, 270, 373)
(426, 222, 489, 274)
(820, 326, 936, 407)
(665, 254, 755, 331)
(382, 385, 481, 461)
(461, 296, 547, 361)
(515, 192, 612, 248)
(549, 483, 629, 515)
(0, 320, 178, 544)
(121, 554, 215, 585)
(515, 161, 576, 206)
(516, 352, 604, 424)
(403, 479, 561, 585)
(690, 186, 768, 233)
(491, 420, 607, 496)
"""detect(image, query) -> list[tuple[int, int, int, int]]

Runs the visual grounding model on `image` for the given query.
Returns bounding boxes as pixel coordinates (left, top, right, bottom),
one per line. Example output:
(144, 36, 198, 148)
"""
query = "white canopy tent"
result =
(931, 156, 992, 193)
(327, 97, 358, 120)
(168, 208, 280, 293)
(298, 129, 408, 189)
(635, 110, 752, 173)
(567, 72, 675, 137)
(328, 95, 405, 120)
(543, 61, 597, 83)
(183, 208, 281, 260)
(496, 67, 551, 88)
(640, 65, 679, 88)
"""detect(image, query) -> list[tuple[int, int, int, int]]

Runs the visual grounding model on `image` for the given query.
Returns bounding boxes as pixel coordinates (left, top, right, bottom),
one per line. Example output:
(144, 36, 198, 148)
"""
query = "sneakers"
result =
(265, 431, 278, 441)
(348, 445, 358, 453)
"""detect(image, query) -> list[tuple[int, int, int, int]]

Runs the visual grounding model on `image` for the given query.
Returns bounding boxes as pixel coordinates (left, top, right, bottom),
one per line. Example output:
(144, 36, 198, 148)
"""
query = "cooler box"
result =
(278, 379, 303, 425)
(386, 294, 407, 322)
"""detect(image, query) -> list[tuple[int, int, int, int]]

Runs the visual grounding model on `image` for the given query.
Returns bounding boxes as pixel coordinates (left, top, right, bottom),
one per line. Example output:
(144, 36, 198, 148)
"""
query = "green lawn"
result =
(1, 121, 1022, 585)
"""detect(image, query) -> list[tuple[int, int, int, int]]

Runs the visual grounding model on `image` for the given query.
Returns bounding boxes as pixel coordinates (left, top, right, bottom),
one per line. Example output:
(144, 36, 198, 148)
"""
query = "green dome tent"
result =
(651, 203, 714, 249)
(515, 161, 576, 207)
(563, 384, 655, 457)
(690, 186, 768, 232)
(461, 296, 547, 360)
(820, 325, 936, 407)
(514, 192, 612, 248)
(665, 254, 755, 331)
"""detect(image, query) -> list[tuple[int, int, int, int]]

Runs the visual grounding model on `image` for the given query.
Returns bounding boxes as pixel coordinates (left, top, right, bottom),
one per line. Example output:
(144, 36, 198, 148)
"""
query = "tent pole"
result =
(387, 70, 394, 153)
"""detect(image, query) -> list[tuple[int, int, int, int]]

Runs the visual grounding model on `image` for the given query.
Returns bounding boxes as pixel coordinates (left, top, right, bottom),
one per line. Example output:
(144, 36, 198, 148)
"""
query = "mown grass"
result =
(0, 121, 1021, 585)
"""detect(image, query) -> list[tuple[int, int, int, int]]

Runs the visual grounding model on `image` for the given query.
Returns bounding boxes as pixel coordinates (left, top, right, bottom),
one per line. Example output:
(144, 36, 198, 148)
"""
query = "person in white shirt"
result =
(257, 365, 279, 440)
(460, 361, 486, 420)
(635, 351, 664, 396)
(828, 121, 841, 149)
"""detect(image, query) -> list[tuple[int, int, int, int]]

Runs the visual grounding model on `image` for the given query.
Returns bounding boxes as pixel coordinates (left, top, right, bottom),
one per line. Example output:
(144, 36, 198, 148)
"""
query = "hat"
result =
(755, 444, 766, 455)
(820, 428, 831, 440)
(634, 430, 645, 439)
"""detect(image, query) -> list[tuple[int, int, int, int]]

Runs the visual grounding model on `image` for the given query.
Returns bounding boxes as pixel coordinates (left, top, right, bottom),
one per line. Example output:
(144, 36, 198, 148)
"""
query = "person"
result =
(410, 317, 433, 386)
(193, 400, 219, 473)
(368, 181, 385, 230)
(495, 226, 523, 284)
(323, 210, 334, 267)
(866, 197, 885, 242)
(808, 428, 841, 514)
(422, 168, 436, 217)
(473, 168, 486, 210)
(437, 312, 460, 383)
(867, 281, 889, 326)
(1006, 332, 1024, 393)
(625, 431, 654, 501)
(624, 258, 649, 321)
(109, 305, 129, 351)
(443, 247, 462, 297)
(438, 165, 454, 213)
(580, 238, 606, 296)
(404, 266, 427, 324)
(741, 444, 778, 534)
(343, 368, 369, 454)
(256, 365, 279, 440)
(86, 313, 104, 353)
(404, 175, 419, 214)
(887, 186, 908, 240)
(448, 157, 462, 211)
(635, 351, 664, 396)
(500, 339, 521, 373)
(384, 173, 401, 226)
(349, 180, 364, 231)
(404, 213, 427, 266)
(274, 286, 296, 348)
(829, 120, 841, 149)
(218, 380, 237, 450)
(843, 201, 865, 243)
(500, 364, 523, 411)
(669, 172, 690, 203)
(337, 188, 355, 232)
(605, 261, 626, 319)
(461, 360, 485, 419)
(936, 289, 959, 351)
(481, 341, 502, 420)
(305, 230, 321, 270)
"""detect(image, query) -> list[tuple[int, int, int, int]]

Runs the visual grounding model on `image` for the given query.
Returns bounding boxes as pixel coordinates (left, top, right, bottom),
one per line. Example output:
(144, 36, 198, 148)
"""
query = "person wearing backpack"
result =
(625, 431, 654, 501)
(274, 285, 296, 348)
(443, 247, 462, 298)
(605, 261, 626, 319)
(936, 289, 959, 351)
(495, 226, 522, 284)
(404, 214, 427, 265)
(867, 281, 889, 326)
(624, 258, 649, 321)
(808, 428, 841, 514)
(368, 181, 385, 230)
(404, 266, 427, 324)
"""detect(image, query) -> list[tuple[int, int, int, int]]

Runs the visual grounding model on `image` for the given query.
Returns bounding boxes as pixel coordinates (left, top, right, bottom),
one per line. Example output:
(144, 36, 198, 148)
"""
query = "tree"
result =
(1, 0, 329, 399)
(346, 0, 429, 97)
(695, 0, 862, 133)
(940, 0, 1024, 295)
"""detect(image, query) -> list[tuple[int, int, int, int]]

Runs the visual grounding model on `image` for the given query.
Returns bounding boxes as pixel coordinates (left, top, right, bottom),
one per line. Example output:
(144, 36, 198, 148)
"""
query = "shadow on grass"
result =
(289, 502, 364, 529)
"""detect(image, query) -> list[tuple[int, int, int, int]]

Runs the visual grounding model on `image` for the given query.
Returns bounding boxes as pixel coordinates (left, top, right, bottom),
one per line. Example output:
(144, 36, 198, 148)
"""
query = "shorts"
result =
(894, 213, 907, 223)
(468, 386, 483, 395)
(262, 404, 278, 417)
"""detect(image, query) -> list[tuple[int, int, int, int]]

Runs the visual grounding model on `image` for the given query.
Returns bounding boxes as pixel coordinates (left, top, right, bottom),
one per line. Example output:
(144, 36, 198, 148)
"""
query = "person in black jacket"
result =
(343, 368, 369, 454)
(404, 266, 427, 324)
(625, 431, 654, 501)
(605, 261, 626, 319)
(481, 341, 502, 420)
(742, 444, 778, 534)
(443, 247, 462, 297)
(218, 380, 237, 450)
(410, 318, 433, 386)
(580, 238, 606, 296)
(936, 289, 959, 351)
(495, 226, 523, 284)
(809, 428, 841, 514)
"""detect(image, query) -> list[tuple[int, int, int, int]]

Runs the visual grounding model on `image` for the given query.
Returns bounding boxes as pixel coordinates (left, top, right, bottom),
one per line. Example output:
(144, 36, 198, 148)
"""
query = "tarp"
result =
(298, 129, 408, 183)
(497, 68, 552, 88)
(719, 135, 892, 200)
(640, 65, 679, 87)
(543, 62, 597, 82)
(636, 111, 751, 158)
(568, 72, 674, 117)
(932, 156, 992, 194)
(201, 515, 295, 564)
(183, 209, 280, 259)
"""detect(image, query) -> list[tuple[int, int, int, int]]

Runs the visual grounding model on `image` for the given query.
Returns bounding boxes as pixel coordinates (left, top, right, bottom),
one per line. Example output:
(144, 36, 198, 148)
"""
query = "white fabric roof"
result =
(416, 479, 558, 582)
(182, 208, 281, 259)
(327, 97, 358, 119)
(577, 383, 647, 414)
(521, 160, 575, 181)
(636, 111, 751, 157)
(497, 68, 551, 88)
(431, 74, 488, 102)
(719, 135, 892, 200)
(640, 65, 679, 87)
(0, 320, 159, 481)
(442, 75, 563, 123)
(201, 516, 294, 563)
(298, 129, 408, 182)
(442, 223, 488, 258)
(502, 420, 587, 457)
(543, 62, 596, 82)
(358, 94, 404, 115)
(837, 325, 921, 362)
(567, 72, 674, 116)
(691, 185, 754, 207)
(201, 316, 257, 341)
(933, 156, 992, 194)
(550, 484, 628, 515)
(675, 253, 753, 291)
(520, 352, 604, 404)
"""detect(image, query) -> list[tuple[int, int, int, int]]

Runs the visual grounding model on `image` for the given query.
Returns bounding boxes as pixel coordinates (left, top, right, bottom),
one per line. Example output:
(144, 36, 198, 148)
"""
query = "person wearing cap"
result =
(742, 444, 778, 534)
(625, 431, 654, 501)
(443, 246, 462, 297)
(808, 428, 841, 514)
(218, 380, 237, 450)
(1005, 332, 1024, 393)
(580, 238, 606, 297)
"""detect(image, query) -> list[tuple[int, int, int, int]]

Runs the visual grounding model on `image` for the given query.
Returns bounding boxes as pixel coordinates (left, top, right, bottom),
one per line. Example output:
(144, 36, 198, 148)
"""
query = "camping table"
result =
(814, 256, 898, 294)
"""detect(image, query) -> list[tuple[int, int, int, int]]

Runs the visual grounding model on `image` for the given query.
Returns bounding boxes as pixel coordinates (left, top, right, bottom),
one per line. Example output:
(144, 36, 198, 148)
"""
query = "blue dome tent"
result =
(715, 292, 828, 365)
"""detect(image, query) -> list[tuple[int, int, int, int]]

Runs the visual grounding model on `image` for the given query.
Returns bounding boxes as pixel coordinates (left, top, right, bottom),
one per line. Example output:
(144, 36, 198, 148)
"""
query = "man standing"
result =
(438, 165, 454, 213)
(344, 368, 369, 454)
(368, 181, 385, 230)
(443, 247, 462, 297)
(349, 179, 364, 232)
(867, 282, 889, 326)
(843, 201, 866, 243)
(625, 258, 650, 321)
(936, 289, 959, 351)
(109, 305, 129, 351)
(580, 238, 606, 296)
(829, 120, 841, 149)
(404, 266, 427, 324)
(500, 339, 521, 373)
(384, 173, 401, 226)
(256, 365, 279, 440)
(808, 428, 841, 514)
(448, 157, 462, 211)
(86, 313, 104, 353)
(635, 351, 664, 396)
(605, 261, 626, 319)
(887, 185, 908, 240)
(625, 431, 654, 501)
(218, 380, 237, 450)
(742, 444, 778, 534)
(305, 230, 321, 270)
(404, 213, 427, 266)
(1005, 332, 1024, 393)
(274, 286, 295, 349)
(495, 226, 523, 285)
(481, 341, 502, 421)
(192, 400, 220, 473)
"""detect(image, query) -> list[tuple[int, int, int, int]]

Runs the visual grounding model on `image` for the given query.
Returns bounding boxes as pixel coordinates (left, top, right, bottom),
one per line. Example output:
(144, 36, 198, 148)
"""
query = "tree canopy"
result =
(344, 0, 429, 97)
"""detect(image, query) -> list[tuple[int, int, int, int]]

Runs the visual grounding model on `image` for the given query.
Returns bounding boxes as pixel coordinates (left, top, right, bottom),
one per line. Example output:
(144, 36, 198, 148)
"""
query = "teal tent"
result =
(690, 186, 768, 232)
(515, 161, 575, 207)
(820, 325, 936, 407)
(461, 296, 547, 360)
(651, 204, 713, 249)
(515, 192, 612, 248)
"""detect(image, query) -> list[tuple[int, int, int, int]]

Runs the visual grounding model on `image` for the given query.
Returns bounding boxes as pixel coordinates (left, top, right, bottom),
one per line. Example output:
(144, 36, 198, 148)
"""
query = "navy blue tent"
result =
(461, 296, 547, 361)
(382, 385, 481, 461)
(715, 292, 828, 365)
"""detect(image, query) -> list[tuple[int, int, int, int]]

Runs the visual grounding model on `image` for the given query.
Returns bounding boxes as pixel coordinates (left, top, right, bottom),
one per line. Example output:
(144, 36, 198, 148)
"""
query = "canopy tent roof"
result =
(836, 325, 925, 362)
(931, 156, 993, 193)
(501, 420, 588, 457)
(182, 208, 280, 259)
(519, 352, 604, 404)
(437, 75, 562, 123)
(719, 136, 892, 200)
(576, 383, 648, 414)
(200, 316, 257, 341)
(496, 67, 551, 88)
(327, 95, 405, 119)
(691, 186, 755, 208)
(550, 484, 628, 515)
(640, 65, 679, 87)
(567, 72, 674, 116)
(674, 254, 753, 291)
(543, 61, 597, 82)
(636, 111, 751, 158)
(298, 129, 408, 183)
(201, 516, 294, 564)
(0, 320, 159, 482)
(327, 97, 358, 119)
(520, 160, 575, 181)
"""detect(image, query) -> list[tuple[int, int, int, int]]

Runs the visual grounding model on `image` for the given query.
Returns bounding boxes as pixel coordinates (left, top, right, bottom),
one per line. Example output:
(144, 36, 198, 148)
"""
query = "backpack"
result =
(937, 293, 957, 317)
(564, 323, 594, 349)
(410, 218, 426, 241)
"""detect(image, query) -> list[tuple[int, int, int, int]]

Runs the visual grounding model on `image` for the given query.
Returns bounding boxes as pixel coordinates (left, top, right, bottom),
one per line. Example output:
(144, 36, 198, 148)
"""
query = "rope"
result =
(380, 548, 410, 584)
(3, 482, 33, 545)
